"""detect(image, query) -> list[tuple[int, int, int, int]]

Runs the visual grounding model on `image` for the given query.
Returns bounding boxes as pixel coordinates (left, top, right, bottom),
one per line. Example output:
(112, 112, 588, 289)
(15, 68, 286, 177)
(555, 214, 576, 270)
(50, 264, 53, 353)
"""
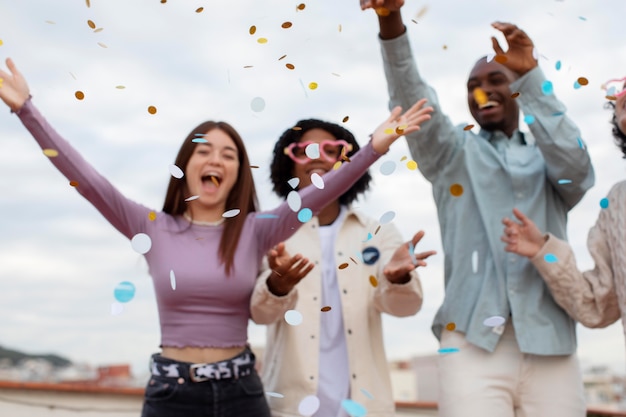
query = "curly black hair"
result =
(270, 119, 372, 205)
(605, 101, 626, 159)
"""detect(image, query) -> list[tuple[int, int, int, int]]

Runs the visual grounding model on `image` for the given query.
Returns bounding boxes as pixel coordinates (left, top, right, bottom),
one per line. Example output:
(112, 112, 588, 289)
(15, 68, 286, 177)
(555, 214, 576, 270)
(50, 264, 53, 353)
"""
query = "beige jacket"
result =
(251, 208, 423, 417)
(531, 181, 626, 334)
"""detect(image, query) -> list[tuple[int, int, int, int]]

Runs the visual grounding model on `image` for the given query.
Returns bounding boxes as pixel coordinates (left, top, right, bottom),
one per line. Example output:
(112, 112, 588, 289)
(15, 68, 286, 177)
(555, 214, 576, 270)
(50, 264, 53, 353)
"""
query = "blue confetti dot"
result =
(438, 347, 460, 354)
(297, 208, 313, 222)
(192, 138, 207, 143)
(552, 112, 564, 116)
(573, 81, 581, 89)
(558, 179, 572, 184)
(341, 399, 367, 417)
(555, 60, 562, 71)
(600, 198, 609, 209)
(541, 80, 554, 95)
(114, 281, 136, 303)
(544, 253, 558, 263)
(577, 137, 585, 149)
(256, 213, 279, 219)
(360, 388, 374, 399)
(524, 115, 536, 125)
(578, 16, 587, 21)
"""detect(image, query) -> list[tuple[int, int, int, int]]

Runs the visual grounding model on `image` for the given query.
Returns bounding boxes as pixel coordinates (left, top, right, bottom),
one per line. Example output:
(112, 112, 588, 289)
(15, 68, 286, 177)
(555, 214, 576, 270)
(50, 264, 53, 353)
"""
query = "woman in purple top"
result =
(0, 57, 432, 417)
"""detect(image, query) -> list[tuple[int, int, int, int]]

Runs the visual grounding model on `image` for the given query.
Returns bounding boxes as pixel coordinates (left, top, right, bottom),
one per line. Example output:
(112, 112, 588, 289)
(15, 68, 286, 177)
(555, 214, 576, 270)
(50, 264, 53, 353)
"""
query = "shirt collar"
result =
(479, 128, 528, 146)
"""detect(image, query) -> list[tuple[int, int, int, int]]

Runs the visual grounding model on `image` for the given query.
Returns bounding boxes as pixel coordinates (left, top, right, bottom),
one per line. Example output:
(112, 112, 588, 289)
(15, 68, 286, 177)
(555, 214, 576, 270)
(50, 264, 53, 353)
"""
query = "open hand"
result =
(0, 58, 31, 112)
(501, 208, 545, 258)
(359, 0, 404, 12)
(383, 230, 436, 284)
(265, 242, 314, 296)
(490, 22, 538, 76)
(371, 98, 433, 154)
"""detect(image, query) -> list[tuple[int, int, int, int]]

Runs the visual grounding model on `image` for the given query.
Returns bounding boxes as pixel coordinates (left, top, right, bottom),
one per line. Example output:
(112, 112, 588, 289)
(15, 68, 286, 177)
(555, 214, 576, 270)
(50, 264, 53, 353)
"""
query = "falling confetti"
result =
(115, 85, 125, 89)
(296, 3, 306, 10)
(341, 399, 367, 417)
(305, 143, 320, 159)
(449, 183, 463, 197)
(446, 322, 456, 331)
(281, 22, 293, 29)
(0, 39, 3, 46)
(483, 315, 505, 327)
(148, 106, 157, 114)
(249, 26, 256, 35)
(380, 160, 396, 175)
(311, 173, 324, 189)
(473, 88, 488, 106)
(85, 0, 90, 6)
(222, 209, 241, 218)
(195, 7, 204, 13)
(185, 195, 199, 202)
(600, 198, 609, 209)
(97, 42, 108, 48)
(541, 80, 553, 95)
(375, 7, 390, 16)
(544, 253, 558, 263)
(511, 92, 521, 98)
(250, 97, 265, 112)
(379, 211, 395, 224)
(438, 348, 460, 354)
(472, 250, 478, 273)
(406, 160, 418, 170)
(415, 5, 429, 19)
(113, 281, 136, 303)
(463, 124, 475, 131)
(75, 91, 85, 100)
(308, 82, 318, 90)
(148, 211, 157, 221)
(287, 190, 302, 212)
(131, 233, 152, 254)
(265, 392, 285, 398)
(285, 63, 295, 70)
(278, 55, 287, 61)
(110, 302, 124, 316)
(338, 263, 349, 270)
(168, 164, 184, 179)
(524, 115, 536, 125)
(298, 208, 312, 223)
(577, 76, 589, 86)
(288, 177, 300, 189)
(558, 179, 572, 185)
(369, 275, 378, 287)
(170, 270, 176, 290)
(555, 60, 562, 70)
(257, 38, 268, 44)
(321, 306, 332, 312)
(333, 161, 342, 170)
(69, 180, 79, 187)
(494, 55, 508, 64)
(342, 116, 349, 123)
(284, 309, 303, 326)
(298, 395, 320, 416)
(87, 20, 96, 29)
(43, 148, 59, 157)
(363, 233, 372, 242)
(256, 213, 279, 219)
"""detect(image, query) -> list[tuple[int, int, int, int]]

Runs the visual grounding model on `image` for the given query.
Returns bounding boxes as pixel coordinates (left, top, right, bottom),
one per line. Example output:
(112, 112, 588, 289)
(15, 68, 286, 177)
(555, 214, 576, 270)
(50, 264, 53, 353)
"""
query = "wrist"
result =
(266, 275, 289, 297)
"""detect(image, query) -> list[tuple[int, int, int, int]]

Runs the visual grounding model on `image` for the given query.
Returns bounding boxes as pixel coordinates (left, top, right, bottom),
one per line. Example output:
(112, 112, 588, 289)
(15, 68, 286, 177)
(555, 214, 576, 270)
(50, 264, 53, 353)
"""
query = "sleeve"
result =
(512, 67, 595, 209)
(372, 223, 423, 317)
(252, 140, 381, 253)
(530, 192, 621, 328)
(379, 32, 461, 182)
(250, 257, 299, 325)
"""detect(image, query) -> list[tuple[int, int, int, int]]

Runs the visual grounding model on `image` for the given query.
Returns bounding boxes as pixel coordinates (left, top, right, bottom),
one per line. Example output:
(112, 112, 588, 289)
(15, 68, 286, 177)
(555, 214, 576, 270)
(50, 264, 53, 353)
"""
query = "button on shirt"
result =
(380, 33, 595, 355)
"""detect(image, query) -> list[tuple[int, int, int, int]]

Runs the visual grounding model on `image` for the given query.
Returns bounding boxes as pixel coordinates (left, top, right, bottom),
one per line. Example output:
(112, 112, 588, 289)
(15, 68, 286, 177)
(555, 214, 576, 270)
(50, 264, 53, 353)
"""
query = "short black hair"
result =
(270, 119, 372, 205)
(606, 102, 626, 159)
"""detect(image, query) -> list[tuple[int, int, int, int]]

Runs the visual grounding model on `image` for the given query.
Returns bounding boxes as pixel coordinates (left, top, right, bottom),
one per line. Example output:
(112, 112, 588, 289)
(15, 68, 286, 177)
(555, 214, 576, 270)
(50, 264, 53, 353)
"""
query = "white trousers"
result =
(437, 322, 586, 417)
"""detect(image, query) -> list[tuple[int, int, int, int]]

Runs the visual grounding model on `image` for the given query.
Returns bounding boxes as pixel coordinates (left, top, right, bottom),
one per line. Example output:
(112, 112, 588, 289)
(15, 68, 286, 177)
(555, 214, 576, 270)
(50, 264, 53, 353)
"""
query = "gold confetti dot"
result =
(342, 116, 349, 123)
(195, 7, 204, 13)
(278, 54, 287, 60)
(281, 22, 292, 29)
(160, 0, 166, 3)
(308, 82, 318, 90)
(384, 128, 394, 134)
(494, 55, 508, 64)
(0, 39, 3, 46)
(148, 211, 157, 221)
(463, 124, 475, 131)
(338, 262, 349, 270)
(75, 91, 85, 100)
(450, 183, 464, 197)
(400, 156, 408, 161)
(296, 3, 306, 10)
(349, 257, 358, 264)
(97, 42, 108, 48)
(292, 126, 302, 131)
(45, 21, 56, 24)
(87, 20, 96, 29)
(321, 306, 332, 312)
(446, 322, 456, 331)
(93, 28, 104, 33)
(257, 38, 268, 44)
(86, 0, 91, 6)
(416, 5, 429, 18)
(606, 95, 617, 101)
(333, 161, 342, 170)
(511, 92, 520, 98)
(374, 225, 381, 235)
(250, 165, 259, 169)
(148, 106, 157, 114)
(473, 88, 488, 106)
(243, 65, 253, 69)
(577, 77, 588, 86)
(375, 7, 390, 16)
(338, 24, 342, 32)
(406, 160, 418, 170)
(115, 85, 125, 89)
(0, 78, 3, 88)
(43, 149, 59, 157)
(369, 275, 378, 287)
(249, 26, 256, 35)
(286, 63, 295, 70)
(395, 125, 406, 134)
(69, 180, 79, 187)
(443, 45, 448, 50)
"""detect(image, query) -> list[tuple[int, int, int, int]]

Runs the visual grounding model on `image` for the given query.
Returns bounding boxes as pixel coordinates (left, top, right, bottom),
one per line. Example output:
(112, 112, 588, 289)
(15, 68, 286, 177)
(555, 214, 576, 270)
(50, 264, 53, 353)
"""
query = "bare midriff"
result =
(161, 346, 246, 364)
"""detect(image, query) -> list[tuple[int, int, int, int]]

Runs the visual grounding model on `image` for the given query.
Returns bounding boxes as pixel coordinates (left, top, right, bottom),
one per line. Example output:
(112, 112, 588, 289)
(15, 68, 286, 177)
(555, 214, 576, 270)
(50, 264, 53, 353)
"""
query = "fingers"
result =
(6, 58, 18, 75)
(512, 207, 529, 224)
(491, 36, 505, 55)
(415, 250, 437, 261)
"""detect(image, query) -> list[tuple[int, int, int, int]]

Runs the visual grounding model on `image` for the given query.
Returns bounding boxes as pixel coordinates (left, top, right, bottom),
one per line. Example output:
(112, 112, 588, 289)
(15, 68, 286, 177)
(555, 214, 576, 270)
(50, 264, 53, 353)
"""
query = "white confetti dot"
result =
(287, 191, 302, 212)
(380, 160, 396, 176)
(379, 211, 395, 224)
(168, 164, 184, 179)
(471, 250, 478, 273)
(185, 195, 199, 202)
(285, 309, 303, 326)
(287, 177, 300, 189)
(311, 173, 324, 189)
(131, 233, 152, 254)
(305, 143, 320, 159)
(222, 209, 241, 218)
(265, 392, 284, 398)
(483, 315, 506, 327)
(251, 97, 266, 112)
(170, 270, 176, 290)
(110, 302, 124, 316)
(298, 395, 320, 416)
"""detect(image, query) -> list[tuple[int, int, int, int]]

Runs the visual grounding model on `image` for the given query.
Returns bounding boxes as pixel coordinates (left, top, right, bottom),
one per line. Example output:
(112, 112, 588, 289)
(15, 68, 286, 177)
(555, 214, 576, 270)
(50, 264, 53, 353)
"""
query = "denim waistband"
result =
(150, 347, 256, 382)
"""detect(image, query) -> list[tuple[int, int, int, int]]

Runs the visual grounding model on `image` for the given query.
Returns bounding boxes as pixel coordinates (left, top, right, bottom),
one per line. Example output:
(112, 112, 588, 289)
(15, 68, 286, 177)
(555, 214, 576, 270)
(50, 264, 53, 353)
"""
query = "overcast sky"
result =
(1, 0, 625, 378)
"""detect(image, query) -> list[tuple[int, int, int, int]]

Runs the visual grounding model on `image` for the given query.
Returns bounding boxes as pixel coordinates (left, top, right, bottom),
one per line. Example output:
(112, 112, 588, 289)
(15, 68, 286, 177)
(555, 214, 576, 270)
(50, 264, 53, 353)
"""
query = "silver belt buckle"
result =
(189, 363, 210, 382)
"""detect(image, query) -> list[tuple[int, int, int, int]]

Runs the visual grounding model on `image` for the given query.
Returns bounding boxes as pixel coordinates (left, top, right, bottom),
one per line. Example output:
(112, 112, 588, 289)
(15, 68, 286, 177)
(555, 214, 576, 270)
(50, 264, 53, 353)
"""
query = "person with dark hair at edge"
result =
(502, 78, 626, 358)
(0, 57, 433, 417)
(360, 0, 595, 416)
(251, 118, 436, 417)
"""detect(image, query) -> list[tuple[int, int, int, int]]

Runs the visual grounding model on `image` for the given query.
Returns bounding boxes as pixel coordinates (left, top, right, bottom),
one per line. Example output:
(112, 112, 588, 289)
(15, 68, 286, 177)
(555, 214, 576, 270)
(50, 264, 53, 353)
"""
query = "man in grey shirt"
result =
(361, 1, 594, 416)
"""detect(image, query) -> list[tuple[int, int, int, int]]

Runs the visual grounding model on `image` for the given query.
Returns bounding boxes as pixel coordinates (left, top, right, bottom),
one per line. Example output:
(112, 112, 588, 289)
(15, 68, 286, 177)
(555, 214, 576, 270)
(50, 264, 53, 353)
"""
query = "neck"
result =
(185, 207, 225, 224)
(317, 202, 341, 226)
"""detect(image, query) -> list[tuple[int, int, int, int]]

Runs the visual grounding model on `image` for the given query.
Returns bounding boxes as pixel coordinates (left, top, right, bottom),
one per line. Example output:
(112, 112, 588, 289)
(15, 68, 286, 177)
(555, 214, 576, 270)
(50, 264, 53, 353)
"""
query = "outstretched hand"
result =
(501, 208, 546, 258)
(371, 98, 432, 154)
(359, 0, 404, 11)
(383, 230, 436, 284)
(0, 58, 30, 112)
(490, 22, 538, 76)
(265, 242, 314, 297)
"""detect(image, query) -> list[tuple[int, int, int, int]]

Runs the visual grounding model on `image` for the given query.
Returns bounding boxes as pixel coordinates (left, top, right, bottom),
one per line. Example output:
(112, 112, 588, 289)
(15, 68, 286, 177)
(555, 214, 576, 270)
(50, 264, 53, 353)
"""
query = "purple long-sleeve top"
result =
(16, 99, 381, 349)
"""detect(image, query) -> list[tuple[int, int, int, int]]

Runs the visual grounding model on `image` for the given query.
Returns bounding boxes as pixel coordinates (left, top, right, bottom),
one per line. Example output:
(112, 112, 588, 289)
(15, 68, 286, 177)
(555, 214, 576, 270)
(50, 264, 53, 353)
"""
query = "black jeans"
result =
(141, 348, 271, 417)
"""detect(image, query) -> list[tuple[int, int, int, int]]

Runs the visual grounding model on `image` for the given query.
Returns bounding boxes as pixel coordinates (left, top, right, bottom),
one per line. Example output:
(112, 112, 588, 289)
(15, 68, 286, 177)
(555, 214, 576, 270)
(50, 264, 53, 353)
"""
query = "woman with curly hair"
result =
(500, 77, 626, 347)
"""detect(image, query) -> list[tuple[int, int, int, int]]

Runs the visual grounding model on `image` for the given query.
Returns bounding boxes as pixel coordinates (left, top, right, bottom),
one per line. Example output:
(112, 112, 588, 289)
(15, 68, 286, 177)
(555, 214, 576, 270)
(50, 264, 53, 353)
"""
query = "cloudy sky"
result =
(1, 0, 625, 379)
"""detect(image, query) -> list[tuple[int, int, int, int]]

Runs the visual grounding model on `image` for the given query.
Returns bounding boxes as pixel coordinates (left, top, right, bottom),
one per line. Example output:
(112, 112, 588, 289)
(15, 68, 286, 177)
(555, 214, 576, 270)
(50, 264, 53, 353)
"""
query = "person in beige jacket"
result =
(501, 78, 626, 343)
(251, 118, 436, 417)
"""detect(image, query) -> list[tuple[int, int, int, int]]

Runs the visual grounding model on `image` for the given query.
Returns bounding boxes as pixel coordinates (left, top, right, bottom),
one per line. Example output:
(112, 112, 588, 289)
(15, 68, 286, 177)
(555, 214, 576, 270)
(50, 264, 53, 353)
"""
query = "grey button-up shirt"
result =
(380, 33, 595, 355)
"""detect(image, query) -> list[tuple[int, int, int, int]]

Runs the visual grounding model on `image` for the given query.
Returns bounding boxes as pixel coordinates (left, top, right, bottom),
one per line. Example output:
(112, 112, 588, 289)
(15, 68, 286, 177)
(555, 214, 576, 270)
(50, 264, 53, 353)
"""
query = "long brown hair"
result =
(162, 121, 259, 275)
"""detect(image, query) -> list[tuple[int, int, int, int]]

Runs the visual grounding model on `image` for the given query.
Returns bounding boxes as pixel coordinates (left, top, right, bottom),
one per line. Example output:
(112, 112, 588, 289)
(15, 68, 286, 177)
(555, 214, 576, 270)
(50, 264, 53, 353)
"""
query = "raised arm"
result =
(502, 207, 621, 328)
